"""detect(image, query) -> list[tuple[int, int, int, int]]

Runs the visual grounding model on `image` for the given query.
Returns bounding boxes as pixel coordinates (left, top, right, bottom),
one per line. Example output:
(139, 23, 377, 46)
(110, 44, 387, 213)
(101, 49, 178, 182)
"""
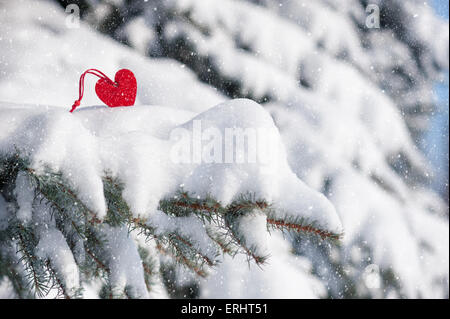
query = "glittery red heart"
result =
(95, 69, 137, 107)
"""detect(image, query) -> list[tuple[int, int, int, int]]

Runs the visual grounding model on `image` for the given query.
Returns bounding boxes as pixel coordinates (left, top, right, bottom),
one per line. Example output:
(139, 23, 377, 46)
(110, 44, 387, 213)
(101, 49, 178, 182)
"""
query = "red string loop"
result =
(70, 69, 115, 113)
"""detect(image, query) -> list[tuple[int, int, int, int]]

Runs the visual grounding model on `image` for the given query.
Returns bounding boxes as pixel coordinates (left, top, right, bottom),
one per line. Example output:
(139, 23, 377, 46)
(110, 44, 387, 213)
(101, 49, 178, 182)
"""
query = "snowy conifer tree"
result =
(0, 0, 448, 298)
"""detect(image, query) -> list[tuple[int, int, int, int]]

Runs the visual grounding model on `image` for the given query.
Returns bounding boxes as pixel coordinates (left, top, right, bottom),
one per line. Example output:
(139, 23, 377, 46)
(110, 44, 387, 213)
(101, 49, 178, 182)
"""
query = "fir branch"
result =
(27, 167, 102, 225)
(165, 192, 269, 264)
(44, 260, 70, 299)
(267, 218, 342, 241)
(155, 242, 207, 278)
(205, 226, 239, 257)
(0, 246, 30, 298)
(222, 219, 269, 266)
(84, 246, 110, 273)
(138, 246, 159, 292)
(103, 178, 217, 275)
(133, 218, 214, 271)
(1, 154, 342, 298)
(14, 225, 49, 298)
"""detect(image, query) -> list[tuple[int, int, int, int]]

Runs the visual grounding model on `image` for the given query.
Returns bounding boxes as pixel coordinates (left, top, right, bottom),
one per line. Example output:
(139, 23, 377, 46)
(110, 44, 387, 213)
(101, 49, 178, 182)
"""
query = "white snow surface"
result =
(102, 225, 149, 298)
(201, 232, 326, 299)
(33, 198, 81, 295)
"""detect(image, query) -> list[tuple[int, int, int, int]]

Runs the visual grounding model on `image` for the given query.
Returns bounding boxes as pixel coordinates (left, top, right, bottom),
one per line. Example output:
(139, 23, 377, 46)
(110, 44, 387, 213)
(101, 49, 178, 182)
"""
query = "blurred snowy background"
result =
(0, 0, 448, 298)
(426, 0, 448, 202)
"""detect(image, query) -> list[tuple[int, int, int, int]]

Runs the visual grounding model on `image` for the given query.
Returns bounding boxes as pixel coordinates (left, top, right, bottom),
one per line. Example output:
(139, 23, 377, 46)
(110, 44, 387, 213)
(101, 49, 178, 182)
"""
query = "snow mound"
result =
(0, 99, 342, 234)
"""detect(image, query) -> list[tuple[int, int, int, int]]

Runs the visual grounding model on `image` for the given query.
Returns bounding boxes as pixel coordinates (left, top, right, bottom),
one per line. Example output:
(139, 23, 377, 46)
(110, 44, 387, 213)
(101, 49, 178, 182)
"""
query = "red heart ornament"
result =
(95, 69, 137, 107)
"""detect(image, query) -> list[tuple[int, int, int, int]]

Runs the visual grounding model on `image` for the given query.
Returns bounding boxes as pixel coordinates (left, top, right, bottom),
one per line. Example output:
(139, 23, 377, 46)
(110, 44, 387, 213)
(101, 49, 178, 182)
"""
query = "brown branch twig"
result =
(266, 218, 341, 240)
(85, 247, 110, 273)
